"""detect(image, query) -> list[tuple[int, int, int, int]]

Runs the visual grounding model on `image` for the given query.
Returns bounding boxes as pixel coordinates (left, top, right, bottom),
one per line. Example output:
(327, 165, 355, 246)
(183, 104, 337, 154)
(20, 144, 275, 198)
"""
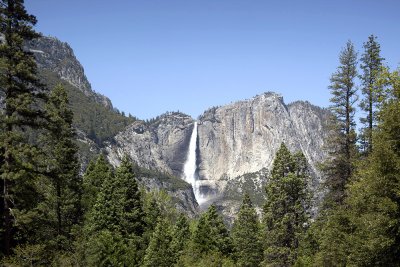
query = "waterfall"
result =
(183, 122, 206, 204)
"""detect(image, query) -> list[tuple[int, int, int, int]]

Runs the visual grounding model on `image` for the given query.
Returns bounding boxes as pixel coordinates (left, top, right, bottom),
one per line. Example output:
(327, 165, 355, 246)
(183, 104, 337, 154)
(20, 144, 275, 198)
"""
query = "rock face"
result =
(197, 93, 329, 208)
(27, 36, 113, 109)
(106, 112, 194, 178)
(108, 92, 329, 220)
(105, 112, 199, 215)
(136, 175, 199, 218)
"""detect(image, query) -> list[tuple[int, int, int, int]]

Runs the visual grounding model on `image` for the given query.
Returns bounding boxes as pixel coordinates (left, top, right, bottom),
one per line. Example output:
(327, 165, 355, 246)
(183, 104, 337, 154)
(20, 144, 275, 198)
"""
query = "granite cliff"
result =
(107, 93, 329, 219)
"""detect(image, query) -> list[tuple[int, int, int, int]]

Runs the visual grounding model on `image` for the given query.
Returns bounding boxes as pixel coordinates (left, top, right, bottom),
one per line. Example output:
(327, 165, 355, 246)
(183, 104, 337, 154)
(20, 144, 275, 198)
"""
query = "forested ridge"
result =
(1, 1, 400, 266)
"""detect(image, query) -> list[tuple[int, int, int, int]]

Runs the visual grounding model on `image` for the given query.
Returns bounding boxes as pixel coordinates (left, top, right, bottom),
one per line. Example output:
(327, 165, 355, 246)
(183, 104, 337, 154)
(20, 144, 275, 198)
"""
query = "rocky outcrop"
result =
(193, 92, 330, 220)
(197, 92, 329, 200)
(136, 175, 199, 217)
(27, 36, 113, 109)
(105, 111, 199, 215)
(106, 112, 194, 178)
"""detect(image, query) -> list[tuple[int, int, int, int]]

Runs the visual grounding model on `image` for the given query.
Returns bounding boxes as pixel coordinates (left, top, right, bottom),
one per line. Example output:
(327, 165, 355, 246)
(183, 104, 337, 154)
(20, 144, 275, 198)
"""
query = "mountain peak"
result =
(27, 35, 113, 109)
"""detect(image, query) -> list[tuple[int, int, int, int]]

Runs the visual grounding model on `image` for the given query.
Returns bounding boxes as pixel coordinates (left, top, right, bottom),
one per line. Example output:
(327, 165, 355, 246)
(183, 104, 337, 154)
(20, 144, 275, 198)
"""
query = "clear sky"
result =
(25, 0, 400, 120)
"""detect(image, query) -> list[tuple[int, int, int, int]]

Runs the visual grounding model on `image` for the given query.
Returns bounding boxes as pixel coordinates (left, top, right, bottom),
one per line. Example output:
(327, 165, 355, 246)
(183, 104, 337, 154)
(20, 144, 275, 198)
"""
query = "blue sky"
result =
(26, 0, 400, 120)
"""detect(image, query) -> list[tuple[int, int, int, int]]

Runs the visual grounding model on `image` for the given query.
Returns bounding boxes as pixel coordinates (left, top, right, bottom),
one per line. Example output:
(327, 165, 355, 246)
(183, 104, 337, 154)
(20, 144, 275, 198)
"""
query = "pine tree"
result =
(306, 41, 359, 266)
(0, 0, 48, 255)
(85, 156, 146, 265)
(171, 213, 191, 262)
(143, 219, 174, 267)
(82, 154, 112, 213)
(323, 40, 358, 206)
(192, 204, 232, 256)
(346, 67, 400, 266)
(359, 35, 384, 154)
(39, 84, 81, 251)
(144, 196, 162, 234)
(88, 156, 144, 236)
(231, 193, 262, 267)
(262, 143, 311, 266)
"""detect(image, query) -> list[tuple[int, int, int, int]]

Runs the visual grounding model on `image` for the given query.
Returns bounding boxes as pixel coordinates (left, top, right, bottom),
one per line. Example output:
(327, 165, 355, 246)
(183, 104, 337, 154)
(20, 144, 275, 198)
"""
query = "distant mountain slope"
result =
(39, 70, 134, 145)
(26, 36, 135, 145)
(25, 36, 199, 216)
(29, 36, 113, 109)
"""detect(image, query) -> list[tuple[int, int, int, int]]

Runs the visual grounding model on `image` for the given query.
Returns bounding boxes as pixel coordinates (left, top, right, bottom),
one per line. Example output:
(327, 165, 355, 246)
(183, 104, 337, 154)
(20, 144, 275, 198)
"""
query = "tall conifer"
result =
(346, 67, 400, 265)
(171, 213, 191, 262)
(323, 40, 358, 206)
(192, 204, 232, 255)
(231, 193, 262, 267)
(143, 219, 174, 267)
(85, 156, 146, 265)
(359, 35, 384, 153)
(262, 143, 311, 266)
(40, 84, 81, 251)
(82, 154, 112, 213)
(0, 0, 47, 255)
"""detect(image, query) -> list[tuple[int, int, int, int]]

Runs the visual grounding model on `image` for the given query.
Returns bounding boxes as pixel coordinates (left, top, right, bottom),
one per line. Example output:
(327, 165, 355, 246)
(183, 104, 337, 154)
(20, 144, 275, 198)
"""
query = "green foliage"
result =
(171, 213, 191, 261)
(0, 0, 48, 256)
(231, 193, 263, 267)
(323, 40, 359, 206)
(359, 35, 384, 154)
(345, 68, 400, 266)
(262, 143, 311, 266)
(177, 250, 236, 267)
(82, 154, 112, 214)
(143, 219, 174, 267)
(305, 69, 400, 266)
(192, 204, 233, 256)
(143, 196, 162, 234)
(87, 156, 145, 236)
(312, 207, 352, 266)
(39, 70, 135, 145)
(85, 230, 130, 267)
(43, 84, 82, 246)
(84, 156, 146, 265)
(1, 243, 47, 267)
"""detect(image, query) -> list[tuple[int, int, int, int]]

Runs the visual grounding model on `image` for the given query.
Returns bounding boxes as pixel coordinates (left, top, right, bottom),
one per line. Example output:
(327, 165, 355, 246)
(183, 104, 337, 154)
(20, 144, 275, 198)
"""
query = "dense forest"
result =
(1, 1, 400, 266)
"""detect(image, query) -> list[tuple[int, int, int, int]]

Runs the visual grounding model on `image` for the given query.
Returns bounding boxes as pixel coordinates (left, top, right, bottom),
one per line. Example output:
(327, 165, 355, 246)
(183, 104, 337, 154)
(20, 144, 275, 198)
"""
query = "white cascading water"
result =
(183, 122, 206, 205)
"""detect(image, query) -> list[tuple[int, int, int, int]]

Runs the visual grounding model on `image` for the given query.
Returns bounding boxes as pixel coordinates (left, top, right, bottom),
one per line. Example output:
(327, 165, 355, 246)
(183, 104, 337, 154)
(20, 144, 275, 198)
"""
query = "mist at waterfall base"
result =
(182, 122, 208, 205)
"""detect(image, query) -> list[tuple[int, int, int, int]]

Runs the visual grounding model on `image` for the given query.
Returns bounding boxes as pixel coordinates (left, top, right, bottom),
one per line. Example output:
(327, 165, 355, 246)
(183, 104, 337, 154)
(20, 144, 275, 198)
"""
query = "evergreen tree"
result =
(323, 40, 358, 206)
(39, 84, 81, 252)
(85, 156, 146, 265)
(171, 213, 191, 262)
(359, 35, 384, 154)
(192, 204, 232, 256)
(312, 206, 352, 266)
(0, 0, 48, 255)
(308, 41, 359, 265)
(346, 67, 400, 266)
(143, 196, 162, 234)
(231, 193, 262, 267)
(88, 156, 144, 236)
(143, 219, 174, 267)
(262, 143, 310, 266)
(82, 154, 112, 213)
(85, 230, 128, 267)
